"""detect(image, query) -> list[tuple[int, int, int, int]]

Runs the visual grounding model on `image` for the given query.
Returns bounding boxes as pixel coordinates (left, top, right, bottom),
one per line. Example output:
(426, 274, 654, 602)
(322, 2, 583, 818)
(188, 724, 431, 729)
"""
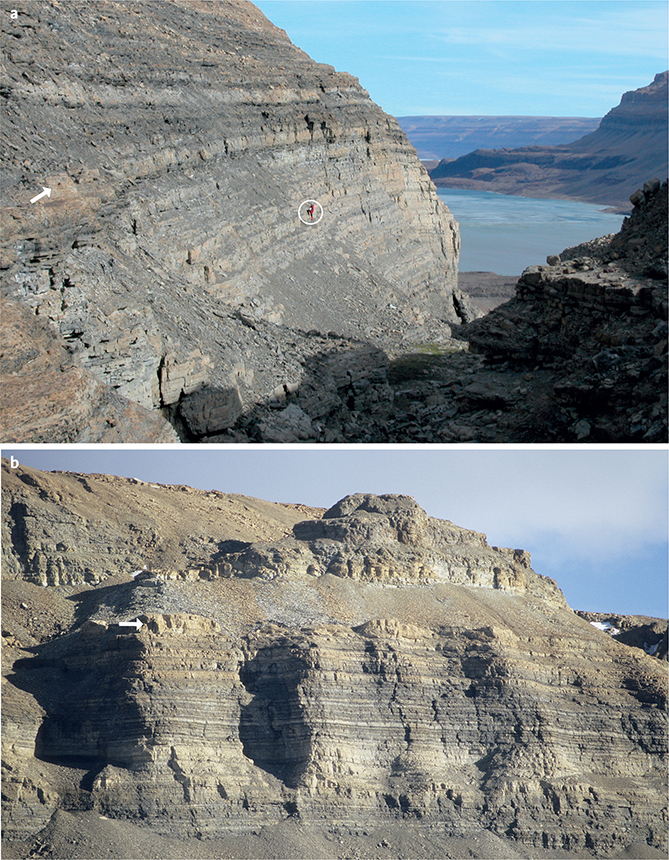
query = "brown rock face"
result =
(430, 73, 669, 210)
(2, 471, 667, 859)
(0, 298, 177, 443)
(0, 0, 463, 443)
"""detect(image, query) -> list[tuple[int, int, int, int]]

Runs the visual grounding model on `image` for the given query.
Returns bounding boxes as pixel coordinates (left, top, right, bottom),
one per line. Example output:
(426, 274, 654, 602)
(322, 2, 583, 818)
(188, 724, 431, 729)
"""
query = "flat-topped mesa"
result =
(216, 494, 564, 602)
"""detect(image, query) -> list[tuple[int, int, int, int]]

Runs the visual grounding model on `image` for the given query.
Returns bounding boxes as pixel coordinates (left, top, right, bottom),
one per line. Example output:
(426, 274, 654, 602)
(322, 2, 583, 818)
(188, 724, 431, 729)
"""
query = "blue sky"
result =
(3, 448, 667, 619)
(254, 0, 668, 116)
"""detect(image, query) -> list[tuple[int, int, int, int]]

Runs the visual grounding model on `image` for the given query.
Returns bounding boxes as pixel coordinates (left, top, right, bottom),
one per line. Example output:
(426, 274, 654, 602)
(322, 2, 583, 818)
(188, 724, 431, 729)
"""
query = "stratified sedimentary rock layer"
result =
(1, 0, 467, 442)
(2, 471, 667, 858)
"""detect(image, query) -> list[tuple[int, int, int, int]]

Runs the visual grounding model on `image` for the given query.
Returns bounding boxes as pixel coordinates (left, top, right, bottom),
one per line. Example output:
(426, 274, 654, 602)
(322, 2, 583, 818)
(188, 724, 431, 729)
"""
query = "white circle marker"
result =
(298, 199, 323, 225)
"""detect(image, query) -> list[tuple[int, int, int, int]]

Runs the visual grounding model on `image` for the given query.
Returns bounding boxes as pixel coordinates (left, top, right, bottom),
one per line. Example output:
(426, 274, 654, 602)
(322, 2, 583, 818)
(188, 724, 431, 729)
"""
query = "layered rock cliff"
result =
(2, 464, 667, 860)
(2, 4, 664, 445)
(1, 0, 466, 443)
(430, 73, 669, 210)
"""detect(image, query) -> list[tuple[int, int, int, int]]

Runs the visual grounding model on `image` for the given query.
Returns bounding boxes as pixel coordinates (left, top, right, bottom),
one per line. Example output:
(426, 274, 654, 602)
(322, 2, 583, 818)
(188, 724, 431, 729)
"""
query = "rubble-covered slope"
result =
(461, 178, 667, 442)
(1, 0, 467, 443)
(2, 469, 667, 859)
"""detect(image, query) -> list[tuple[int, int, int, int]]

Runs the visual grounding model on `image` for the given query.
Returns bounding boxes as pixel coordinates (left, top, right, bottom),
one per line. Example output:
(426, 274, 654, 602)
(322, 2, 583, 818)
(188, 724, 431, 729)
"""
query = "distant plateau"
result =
(396, 115, 601, 161)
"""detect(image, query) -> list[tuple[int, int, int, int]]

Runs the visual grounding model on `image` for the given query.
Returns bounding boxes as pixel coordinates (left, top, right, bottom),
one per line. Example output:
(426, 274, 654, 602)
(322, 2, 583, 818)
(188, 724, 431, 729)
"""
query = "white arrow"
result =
(118, 619, 143, 630)
(30, 186, 51, 204)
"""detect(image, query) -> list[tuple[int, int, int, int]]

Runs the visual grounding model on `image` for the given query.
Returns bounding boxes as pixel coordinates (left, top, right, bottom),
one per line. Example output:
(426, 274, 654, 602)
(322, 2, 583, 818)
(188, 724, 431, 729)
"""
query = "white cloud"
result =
(427, 5, 668, 59)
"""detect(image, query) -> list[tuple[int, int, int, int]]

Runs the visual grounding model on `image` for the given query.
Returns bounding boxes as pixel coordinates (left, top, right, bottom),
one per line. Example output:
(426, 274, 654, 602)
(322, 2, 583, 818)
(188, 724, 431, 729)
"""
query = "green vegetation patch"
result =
(388, 343, 466, 383)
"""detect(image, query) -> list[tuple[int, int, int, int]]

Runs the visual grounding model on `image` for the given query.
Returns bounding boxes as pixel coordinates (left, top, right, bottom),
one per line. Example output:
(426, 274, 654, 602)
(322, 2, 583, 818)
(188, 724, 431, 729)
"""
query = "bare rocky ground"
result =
(4, 813, 666, 860)
(218, 179, 666, 444)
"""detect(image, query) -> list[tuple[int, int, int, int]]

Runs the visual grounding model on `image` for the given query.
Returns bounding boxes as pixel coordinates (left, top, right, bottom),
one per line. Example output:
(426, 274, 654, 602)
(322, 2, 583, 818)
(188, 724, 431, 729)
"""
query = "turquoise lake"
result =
(437, 187, 625, 276)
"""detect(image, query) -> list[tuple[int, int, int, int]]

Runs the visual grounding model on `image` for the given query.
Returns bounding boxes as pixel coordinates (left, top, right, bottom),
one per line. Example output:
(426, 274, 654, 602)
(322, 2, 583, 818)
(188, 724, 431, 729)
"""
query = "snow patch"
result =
(590, 621, 620, 636)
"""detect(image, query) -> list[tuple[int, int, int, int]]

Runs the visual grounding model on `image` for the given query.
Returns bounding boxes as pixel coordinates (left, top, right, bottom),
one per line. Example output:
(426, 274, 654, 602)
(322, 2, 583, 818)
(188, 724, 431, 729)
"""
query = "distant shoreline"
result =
(458, 271, 517, 312)
(431, 173, 629, 215)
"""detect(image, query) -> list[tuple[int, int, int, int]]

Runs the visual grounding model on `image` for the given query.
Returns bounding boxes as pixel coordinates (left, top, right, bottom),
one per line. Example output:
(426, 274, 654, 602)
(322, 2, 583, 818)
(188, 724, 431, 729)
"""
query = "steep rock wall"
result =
(1, 0, 463, 442)
(2, 481, 667, 857)
(4, 606, 666, 854)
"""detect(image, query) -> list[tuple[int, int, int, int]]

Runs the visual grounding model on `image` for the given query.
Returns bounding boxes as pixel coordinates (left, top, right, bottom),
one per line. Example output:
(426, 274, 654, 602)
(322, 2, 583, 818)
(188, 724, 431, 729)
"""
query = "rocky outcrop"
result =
(430, 73, 669, 210)
(217, 493, 561, 602)
(0, 458, 324, 586)
(2, 476, 667, 859)
(325, 179, 665, 443)
(576, 611, 668, 661)
(462, 178, 667, 441)
(1, 0, 465, 443)
(0, 297, 177, 443)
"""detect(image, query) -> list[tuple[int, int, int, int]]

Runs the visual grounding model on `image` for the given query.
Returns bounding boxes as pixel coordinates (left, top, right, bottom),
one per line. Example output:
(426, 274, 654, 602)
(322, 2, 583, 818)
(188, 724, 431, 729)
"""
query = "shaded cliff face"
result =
(2, 469, 667, 859)
(0, 0, 464, 443)
(430, 73, 669, 210)
(461, 179, 667, 442)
